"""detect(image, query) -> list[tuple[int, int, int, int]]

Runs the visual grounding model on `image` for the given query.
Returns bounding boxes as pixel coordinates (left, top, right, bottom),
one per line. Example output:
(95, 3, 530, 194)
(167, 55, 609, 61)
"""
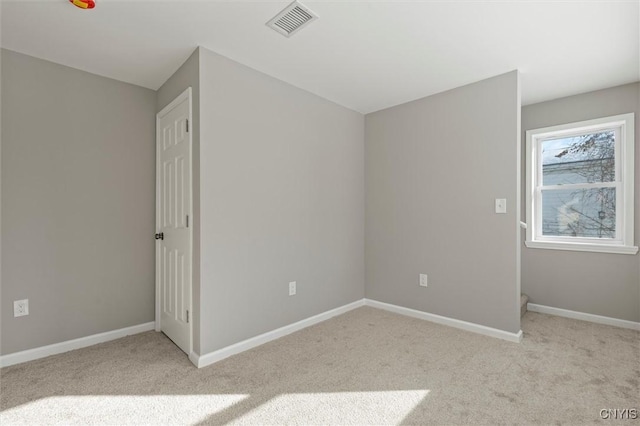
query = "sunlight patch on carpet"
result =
(0, 394, 249, 425)
(233, 390, 430, 425)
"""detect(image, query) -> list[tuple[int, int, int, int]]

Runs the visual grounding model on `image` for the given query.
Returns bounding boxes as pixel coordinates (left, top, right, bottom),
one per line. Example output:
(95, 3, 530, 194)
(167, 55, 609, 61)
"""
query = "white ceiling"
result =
(1, 0, 639, 114)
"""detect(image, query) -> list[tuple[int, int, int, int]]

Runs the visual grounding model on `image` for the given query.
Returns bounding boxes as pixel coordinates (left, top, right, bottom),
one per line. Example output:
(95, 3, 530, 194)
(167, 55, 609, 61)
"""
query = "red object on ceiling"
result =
(69, 0, 95, 9)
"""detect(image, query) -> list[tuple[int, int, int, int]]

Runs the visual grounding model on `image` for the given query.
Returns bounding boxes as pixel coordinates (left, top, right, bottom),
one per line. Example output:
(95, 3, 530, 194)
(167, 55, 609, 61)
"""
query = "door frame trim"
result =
(155, 87, 193, 355)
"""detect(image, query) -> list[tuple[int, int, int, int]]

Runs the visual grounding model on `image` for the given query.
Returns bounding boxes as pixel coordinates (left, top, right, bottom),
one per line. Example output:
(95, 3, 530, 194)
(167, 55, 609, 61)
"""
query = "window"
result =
(525, 113, 637, 254)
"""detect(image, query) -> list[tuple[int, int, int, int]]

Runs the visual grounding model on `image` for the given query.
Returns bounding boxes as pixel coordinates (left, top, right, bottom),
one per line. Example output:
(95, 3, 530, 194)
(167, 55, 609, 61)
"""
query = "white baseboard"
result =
(193, 299, 365, 368)
(364, 299, 523, 343)
(527, 303, 640, 331)
(2, 297, 527, 369)
(188, 351, 200, 367)
(0, 322, 155, 368)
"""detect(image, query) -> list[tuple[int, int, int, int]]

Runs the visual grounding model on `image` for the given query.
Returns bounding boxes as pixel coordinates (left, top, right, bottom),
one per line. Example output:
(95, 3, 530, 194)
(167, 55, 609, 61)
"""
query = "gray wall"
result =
(6, 41, 633, 362)
(365, 71, 522, 333)
(156, 48, 201, 354)
(0, 22, 3, 356)
(198, 47, 365, 354)
(522, 82, 640, 322)
(1, 49, 157, 355)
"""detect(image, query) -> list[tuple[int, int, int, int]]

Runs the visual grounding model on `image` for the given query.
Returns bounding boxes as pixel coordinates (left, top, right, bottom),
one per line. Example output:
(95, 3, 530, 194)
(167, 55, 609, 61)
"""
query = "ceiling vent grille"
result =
(266, 1, 318, 37)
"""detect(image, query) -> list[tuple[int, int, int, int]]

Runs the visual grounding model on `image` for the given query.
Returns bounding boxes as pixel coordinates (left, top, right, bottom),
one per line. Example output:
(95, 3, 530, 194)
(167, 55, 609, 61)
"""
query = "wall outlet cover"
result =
(289, 281, 297, 296)
(14, 299, 29, 317)
(419, 274, 428, 287)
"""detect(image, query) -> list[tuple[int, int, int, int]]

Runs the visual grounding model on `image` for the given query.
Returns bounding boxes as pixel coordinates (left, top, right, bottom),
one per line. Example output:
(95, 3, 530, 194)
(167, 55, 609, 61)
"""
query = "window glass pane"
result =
(542, 130, 615, 185)
(541, 187, 616, 238)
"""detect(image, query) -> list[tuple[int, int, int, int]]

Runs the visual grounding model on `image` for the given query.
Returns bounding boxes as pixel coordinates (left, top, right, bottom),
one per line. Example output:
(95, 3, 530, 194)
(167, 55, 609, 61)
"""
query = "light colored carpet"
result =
(1, 306, 638, 425)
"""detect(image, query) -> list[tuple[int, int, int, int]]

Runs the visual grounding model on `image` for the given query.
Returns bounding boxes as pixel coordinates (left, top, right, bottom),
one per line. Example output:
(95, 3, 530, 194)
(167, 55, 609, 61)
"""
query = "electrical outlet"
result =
(289, 281, 296, 296)
(14, 299, 29, 317)
(419, 274, 428, 287)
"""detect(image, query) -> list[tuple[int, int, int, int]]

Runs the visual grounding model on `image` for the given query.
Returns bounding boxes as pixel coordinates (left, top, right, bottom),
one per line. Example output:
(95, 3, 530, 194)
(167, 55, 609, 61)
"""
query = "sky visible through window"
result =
(541, 131, 615, 166)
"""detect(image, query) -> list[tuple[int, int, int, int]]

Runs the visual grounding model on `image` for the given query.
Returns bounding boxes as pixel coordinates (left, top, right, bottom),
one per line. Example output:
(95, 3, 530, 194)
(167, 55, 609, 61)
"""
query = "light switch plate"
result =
(495, 198, 507, 214)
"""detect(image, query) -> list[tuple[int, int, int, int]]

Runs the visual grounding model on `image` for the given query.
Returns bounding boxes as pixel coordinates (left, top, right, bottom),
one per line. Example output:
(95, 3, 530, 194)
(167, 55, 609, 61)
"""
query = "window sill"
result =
(525, 240, 638, 255)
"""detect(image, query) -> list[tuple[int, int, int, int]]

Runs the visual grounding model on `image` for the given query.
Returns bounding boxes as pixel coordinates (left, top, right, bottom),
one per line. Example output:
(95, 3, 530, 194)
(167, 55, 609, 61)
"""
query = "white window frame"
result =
(525, 113, 637, 255)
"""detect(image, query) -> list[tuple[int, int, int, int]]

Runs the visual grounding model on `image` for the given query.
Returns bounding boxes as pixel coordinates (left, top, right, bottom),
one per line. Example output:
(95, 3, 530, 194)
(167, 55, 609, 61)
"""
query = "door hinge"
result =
(155, 232, 164, 240)
(186, 119, 189, 133)
(186, 215, 189, 228)
(186, 310, 189, 323)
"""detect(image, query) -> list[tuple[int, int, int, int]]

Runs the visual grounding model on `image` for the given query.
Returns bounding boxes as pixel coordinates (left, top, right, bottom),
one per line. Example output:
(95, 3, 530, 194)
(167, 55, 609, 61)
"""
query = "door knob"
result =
(155, 232, 164, 240)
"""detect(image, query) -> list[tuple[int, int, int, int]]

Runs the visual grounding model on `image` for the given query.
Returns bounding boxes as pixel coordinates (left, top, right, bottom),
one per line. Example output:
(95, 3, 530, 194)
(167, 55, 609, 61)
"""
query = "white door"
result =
(156, 88, 192, 354)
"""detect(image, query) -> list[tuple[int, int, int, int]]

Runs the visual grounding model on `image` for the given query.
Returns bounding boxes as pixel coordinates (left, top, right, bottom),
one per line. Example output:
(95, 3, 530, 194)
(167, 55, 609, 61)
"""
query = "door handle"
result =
(155, 232, 164, 240)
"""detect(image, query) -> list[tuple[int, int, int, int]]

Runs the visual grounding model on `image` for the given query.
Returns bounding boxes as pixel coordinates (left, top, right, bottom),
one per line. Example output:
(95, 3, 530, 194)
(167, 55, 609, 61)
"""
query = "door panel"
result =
(156, 89, 192, 354)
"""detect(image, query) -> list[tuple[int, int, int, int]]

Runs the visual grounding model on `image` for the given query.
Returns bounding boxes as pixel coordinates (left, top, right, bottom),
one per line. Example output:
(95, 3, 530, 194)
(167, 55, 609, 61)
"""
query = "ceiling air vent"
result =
(266, 1, 318, 38)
